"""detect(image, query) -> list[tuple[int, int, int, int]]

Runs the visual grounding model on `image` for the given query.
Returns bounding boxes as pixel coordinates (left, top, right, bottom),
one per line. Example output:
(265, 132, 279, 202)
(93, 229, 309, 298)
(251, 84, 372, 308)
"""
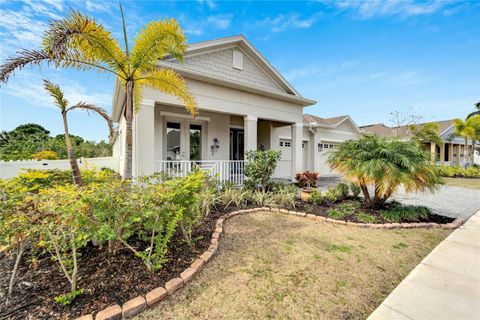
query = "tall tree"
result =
(43, 79, 113, 186)
(453, 115, 480, 166)
(467, 101, 480, 119)
(0, 5, 197, 179)
(410, 122, 443, 148)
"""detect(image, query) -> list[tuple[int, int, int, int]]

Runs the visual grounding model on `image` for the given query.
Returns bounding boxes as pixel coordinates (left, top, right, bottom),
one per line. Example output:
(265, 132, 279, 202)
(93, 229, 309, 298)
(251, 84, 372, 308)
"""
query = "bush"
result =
(295, 171, 319, 188)
(309, 190, 324, 206)
(336, 183, 349, 199)
(356, 212, 377, 223)
(220, 186, 250, 209)
(245, 150, 281, 190)
(327, 201, 360, 219)
(381, 202, 432, 223)
(268, 184, 297, 208)
(31, 150, 59, 160)
(325, 187, 339, 202)
(432, 165, 480, 178)
(349, 182, 361, 197)
(251, 190, 274, 207)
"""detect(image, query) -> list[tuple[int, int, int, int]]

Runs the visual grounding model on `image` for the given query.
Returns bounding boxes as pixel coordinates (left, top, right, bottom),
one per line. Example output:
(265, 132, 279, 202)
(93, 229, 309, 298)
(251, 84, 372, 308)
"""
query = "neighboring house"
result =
(361, 120, 480, 167)
(111, 35, 361, 182)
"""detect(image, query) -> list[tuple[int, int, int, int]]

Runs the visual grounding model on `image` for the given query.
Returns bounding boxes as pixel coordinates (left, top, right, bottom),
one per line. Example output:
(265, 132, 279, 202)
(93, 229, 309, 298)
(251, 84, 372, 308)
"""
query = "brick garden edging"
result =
(77, 207, 463, 319)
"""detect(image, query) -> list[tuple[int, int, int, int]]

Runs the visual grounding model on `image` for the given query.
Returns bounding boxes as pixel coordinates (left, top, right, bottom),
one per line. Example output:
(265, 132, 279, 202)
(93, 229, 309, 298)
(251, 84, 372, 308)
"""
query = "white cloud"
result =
(180, 13, 233, 35)
(331, 0, 457, 18)
(85, 0, 115, 13)
(255, 13, 322, 33)
(0, 72, 112, 110)
(197, 0, 217, 10)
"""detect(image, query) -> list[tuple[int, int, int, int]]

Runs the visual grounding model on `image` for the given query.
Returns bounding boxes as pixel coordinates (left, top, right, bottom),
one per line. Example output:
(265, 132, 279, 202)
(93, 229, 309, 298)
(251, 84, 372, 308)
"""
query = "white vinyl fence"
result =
(0, 157, 119, 179)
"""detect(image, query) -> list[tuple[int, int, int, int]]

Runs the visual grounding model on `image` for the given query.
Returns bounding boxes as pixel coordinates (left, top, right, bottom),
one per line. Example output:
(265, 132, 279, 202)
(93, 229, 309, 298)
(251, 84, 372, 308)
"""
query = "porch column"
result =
(133, 99, 155, 177)
(291, 122, 303, 180)
(440, 143, 445, 165)
(312, 129, 320, 172)
(448, 143, 453, 165)
(244, 115, 257, 152)
(430, 143, 436, 163)
(455, 144, 461, 166)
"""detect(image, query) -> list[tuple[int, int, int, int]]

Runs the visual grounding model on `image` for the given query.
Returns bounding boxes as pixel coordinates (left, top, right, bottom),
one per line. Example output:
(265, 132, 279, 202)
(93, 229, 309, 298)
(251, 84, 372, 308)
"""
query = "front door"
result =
(165, 118, 204, 161)
(229, 128, 244, 160)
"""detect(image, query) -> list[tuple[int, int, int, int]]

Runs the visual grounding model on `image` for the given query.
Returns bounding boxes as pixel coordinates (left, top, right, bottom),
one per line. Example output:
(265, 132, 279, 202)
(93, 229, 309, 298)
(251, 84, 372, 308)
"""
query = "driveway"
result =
(317, 176, 480, 220)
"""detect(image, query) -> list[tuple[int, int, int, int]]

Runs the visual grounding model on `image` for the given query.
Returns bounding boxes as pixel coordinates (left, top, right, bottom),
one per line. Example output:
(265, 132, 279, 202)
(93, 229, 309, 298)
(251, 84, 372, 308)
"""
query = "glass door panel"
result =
(189, 124, 202, 161)
(166, 122, 181, 160)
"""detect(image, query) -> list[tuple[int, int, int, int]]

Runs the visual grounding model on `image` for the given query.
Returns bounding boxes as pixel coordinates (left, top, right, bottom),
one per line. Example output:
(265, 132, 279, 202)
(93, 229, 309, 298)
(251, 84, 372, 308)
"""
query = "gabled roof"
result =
(303, 114, 362, 133)
(360, 120, 455, 139)
(158, 35, 315, 106)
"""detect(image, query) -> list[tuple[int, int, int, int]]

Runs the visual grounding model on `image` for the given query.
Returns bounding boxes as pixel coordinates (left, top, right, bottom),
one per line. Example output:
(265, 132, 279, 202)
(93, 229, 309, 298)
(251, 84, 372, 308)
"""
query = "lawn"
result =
(138, 211, 450, 320)
(443, 177, 480, 190)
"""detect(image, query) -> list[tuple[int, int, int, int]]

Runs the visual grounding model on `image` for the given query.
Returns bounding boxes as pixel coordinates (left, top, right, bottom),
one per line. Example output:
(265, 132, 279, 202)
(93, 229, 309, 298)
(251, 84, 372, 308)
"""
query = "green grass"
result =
(443, 177, 480, 190)
(138, 211, 450, 320)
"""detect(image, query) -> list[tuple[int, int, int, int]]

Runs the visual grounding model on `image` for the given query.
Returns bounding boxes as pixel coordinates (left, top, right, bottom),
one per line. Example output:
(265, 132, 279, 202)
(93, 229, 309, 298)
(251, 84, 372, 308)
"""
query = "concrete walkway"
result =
(368, 210, 480, 320)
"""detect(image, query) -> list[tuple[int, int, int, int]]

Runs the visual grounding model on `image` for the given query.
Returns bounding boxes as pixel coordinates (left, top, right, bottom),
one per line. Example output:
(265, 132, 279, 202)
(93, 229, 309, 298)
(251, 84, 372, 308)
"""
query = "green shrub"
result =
(251, 190, 274, 207)
(356, 212, 377, 223)
(432, 165, 480, 178)
(381, 202, 431, 223)
(220, 187, 250, 209)
(336, 183, 349, 199)
(309, 190, 324, 206)
(269, 185, 297, 208)
(245, 150, 281, 190)
(325, 188, 339, 202)
(349, 182, 361, 197)
(327, 201, 361, 219)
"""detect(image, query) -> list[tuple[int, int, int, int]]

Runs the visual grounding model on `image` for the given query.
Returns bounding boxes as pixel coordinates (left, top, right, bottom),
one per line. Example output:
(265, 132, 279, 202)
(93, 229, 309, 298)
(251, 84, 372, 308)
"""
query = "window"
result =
(279, 141, 283, 147)
(323, 144, 329, 148)
(329, 144, 334, 148)
(302, 143, 305, 148)
(284, 142, 291, 147)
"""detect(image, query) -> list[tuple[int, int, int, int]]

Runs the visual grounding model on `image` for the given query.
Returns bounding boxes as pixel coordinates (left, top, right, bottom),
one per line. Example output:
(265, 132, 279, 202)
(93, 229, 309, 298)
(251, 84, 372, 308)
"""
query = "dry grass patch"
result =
(138, 212, 450, 320)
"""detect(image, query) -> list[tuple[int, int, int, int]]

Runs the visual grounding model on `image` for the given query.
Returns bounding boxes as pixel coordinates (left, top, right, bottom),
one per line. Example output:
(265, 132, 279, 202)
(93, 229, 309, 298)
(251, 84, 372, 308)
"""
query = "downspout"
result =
(308, 122, 317, 172)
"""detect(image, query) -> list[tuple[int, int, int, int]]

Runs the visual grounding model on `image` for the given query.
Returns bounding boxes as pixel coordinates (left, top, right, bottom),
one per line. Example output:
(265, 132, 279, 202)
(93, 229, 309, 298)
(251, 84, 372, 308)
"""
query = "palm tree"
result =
(0, 4, 197, 180)
(328, 136, 441, 208)
(453, 116, 480, 166)
(44, 79, 113, 186)
(467, 101, 480, 119)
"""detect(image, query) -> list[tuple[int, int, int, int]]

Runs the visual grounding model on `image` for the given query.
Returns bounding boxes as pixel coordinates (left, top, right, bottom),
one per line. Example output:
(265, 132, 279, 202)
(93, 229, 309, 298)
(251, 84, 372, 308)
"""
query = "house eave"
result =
(158, 61, 316, 107)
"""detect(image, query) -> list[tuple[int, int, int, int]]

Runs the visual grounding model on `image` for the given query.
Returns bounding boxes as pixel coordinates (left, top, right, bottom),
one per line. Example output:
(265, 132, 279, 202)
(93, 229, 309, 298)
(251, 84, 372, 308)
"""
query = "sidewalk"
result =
(368, 210, 480, 320)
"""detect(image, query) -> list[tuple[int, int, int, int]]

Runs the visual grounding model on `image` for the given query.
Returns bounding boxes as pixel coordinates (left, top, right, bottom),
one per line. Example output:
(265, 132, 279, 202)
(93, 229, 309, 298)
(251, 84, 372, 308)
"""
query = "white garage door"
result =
(318, 141, 338, 175)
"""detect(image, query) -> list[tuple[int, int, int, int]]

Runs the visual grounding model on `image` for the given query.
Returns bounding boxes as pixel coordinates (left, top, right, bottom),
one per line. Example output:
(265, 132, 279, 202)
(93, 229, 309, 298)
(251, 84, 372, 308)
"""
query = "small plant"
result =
(54, 288, 84, 305)
(309, 190, 324, 206)
(304, 204, 314, 214)
(252, 190, 274, 207)
(295, 171, 320, 188)
(221, 187, 249, 209)
(327, 201, 360, 219)
(381, 202, 431, 223)
(356, 212, 377, 223)
(327, 208, 345, 219)
(269, 185, 297, 208)
(336, 183, 349, 199)
(325, 187, 339, 202)
(349, 182, 361, 197)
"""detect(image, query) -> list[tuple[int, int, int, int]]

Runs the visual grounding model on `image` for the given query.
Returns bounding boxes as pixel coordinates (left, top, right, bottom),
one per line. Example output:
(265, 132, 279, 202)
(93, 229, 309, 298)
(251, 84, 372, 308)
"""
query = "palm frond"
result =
(43, 79, 68, 110)
(138, 68, 197, 116)
(43, 10, 127, 77)
(130, 18, 187, 73)
(0, 49, 121, 84)
(68, 102, 114, 138)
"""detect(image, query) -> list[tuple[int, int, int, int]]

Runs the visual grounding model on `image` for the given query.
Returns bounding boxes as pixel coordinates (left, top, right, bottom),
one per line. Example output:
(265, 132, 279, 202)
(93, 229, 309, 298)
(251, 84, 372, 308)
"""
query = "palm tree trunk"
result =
(62, 112, 83, 186)
(123, 80, 134, 180)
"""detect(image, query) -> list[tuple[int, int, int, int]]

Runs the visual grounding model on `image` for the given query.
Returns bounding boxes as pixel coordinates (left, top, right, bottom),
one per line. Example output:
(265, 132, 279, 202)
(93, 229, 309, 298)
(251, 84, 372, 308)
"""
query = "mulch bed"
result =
(293, 197, 454, 224)
(0, 199, 453, 319)
(0, 211, 223, 320)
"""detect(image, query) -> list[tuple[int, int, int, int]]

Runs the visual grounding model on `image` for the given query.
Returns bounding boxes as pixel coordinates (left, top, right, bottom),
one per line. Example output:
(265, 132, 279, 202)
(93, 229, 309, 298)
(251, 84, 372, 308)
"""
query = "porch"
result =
(130, 101, 304, 183)
(428, 142, 475, 167)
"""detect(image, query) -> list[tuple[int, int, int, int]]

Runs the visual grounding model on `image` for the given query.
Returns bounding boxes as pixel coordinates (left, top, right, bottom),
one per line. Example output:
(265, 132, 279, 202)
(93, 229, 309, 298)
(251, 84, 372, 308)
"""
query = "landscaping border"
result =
(77, 207, 464, 320)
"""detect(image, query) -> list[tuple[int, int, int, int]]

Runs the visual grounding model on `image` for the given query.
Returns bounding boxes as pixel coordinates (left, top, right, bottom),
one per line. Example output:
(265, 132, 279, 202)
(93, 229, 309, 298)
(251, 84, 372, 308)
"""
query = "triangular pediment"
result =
(163, 35, 300, 96)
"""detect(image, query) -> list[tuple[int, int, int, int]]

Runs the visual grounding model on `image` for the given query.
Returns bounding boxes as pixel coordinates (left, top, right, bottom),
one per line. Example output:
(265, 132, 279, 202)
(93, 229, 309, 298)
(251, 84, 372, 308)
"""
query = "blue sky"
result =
(0, 0, 479, 141)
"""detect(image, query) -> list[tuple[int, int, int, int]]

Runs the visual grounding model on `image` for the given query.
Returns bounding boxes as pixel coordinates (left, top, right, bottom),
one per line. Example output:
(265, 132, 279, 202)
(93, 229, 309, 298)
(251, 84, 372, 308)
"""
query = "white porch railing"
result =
(154, 159, 293, 185)
(154, 160, 246, 185)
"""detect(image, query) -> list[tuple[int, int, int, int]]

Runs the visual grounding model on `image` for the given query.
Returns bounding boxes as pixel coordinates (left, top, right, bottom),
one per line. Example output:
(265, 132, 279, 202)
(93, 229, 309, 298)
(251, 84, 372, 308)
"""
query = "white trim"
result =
(244, 115, 258, 121)
(278, 136, 309, 142)
(139, 99, 155, 107)
(229, 125, 244, 129)
(316, 128, 360, 137)
(160, 111, 210, 121)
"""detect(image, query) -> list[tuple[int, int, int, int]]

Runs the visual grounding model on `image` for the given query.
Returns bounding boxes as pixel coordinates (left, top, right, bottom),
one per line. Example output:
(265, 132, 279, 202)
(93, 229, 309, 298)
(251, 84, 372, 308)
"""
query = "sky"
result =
(0, 0, 479, 142)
